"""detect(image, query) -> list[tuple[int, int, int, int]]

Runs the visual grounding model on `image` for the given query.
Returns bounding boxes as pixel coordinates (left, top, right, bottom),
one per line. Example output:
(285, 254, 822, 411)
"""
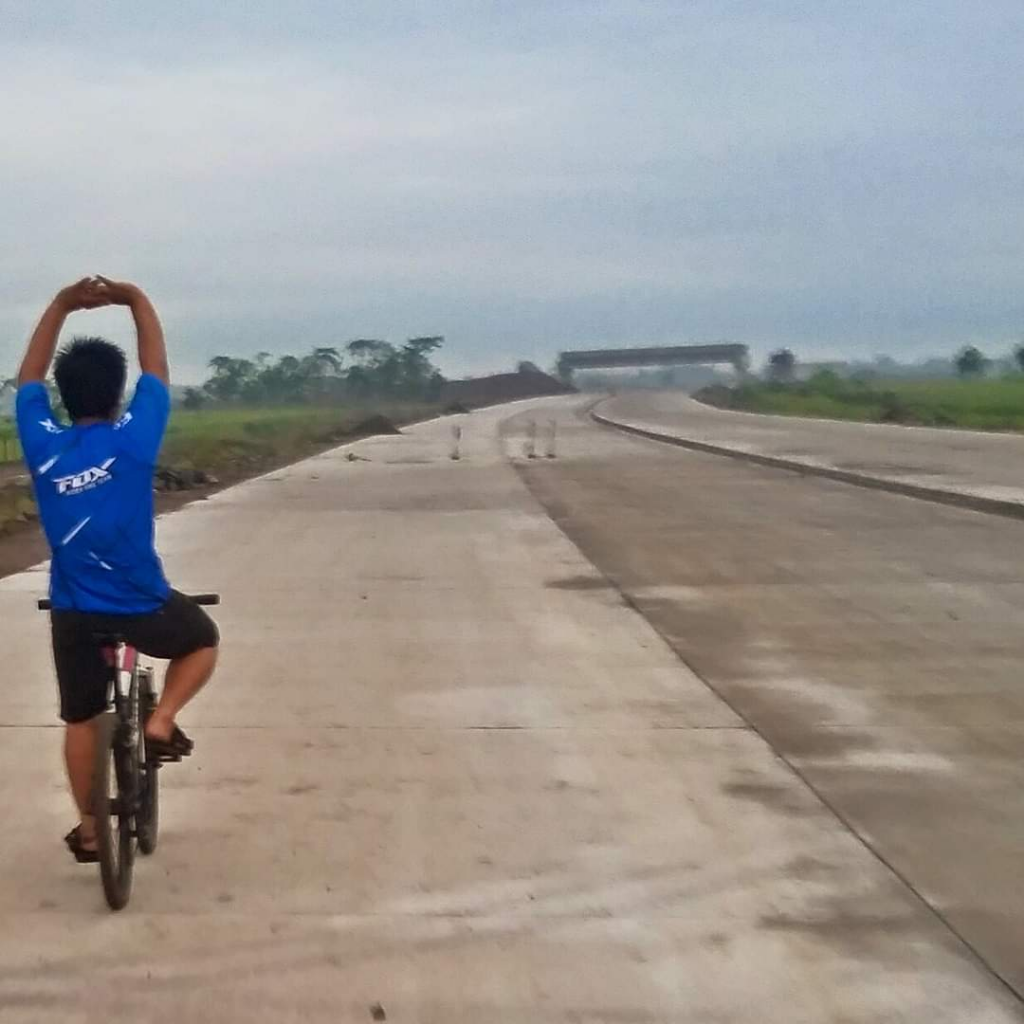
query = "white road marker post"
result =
(546, 419, 557, 459)
(450, 424, 462, 461)
(525, 420, 538, 459)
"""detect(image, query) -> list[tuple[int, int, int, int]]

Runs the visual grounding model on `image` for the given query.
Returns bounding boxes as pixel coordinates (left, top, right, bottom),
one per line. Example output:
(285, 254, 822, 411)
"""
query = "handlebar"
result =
(37, 593, 221, 612)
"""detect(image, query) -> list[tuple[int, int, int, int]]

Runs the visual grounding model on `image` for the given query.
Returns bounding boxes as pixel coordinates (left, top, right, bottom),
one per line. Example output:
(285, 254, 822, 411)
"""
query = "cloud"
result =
(2, 1, 1024, 379)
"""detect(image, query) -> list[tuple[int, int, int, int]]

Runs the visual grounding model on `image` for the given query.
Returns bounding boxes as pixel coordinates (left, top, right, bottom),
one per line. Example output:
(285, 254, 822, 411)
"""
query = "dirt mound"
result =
(440, 367, 575, 409)
(349, 414, 402, 437)
(155, 467, 217, 491)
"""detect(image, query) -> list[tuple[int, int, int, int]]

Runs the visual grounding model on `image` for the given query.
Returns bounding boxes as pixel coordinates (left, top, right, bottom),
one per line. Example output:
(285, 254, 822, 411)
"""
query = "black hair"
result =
(53, 336, 128, 421)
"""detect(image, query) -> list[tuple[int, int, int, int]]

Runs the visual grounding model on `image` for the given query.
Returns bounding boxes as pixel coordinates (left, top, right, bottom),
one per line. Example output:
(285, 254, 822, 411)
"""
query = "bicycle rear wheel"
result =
(92, 711, 135, 910)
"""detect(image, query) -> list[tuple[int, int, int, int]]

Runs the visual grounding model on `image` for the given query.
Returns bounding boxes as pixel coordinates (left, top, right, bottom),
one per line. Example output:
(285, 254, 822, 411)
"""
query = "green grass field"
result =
(698, 376, 1024, 432)
(0, 401, 443, 531)
(0, 420, 19, 464)
(1, 400, 441, 470)
(158, 401, 439, 473)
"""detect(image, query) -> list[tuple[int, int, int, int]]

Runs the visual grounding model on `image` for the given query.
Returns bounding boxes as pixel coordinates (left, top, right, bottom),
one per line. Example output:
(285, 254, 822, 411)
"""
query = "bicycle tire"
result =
(137, 676, 159, 855)
(93, 711, 135, 910)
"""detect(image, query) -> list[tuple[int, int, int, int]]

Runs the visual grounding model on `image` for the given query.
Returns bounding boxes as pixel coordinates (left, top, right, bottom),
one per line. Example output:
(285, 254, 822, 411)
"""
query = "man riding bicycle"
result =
(16, 277, 219, 863)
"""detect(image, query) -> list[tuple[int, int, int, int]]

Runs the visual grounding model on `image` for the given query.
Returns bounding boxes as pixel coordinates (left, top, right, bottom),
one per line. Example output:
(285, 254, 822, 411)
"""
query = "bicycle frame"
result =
(103, 642, 139, 719)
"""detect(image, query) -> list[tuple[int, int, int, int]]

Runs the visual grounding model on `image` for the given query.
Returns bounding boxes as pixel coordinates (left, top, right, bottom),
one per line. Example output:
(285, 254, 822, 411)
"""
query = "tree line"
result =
(764, 344, 1024, 383)
(193, 336, 446, 406)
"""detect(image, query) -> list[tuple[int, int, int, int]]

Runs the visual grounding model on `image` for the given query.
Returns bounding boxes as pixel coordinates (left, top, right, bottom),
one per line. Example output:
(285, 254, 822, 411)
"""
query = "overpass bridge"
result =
(556, 343, 749, 381)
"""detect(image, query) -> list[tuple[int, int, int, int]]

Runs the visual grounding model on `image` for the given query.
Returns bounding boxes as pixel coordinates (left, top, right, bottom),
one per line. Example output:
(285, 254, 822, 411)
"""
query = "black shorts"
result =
(51, 590, 219, 723)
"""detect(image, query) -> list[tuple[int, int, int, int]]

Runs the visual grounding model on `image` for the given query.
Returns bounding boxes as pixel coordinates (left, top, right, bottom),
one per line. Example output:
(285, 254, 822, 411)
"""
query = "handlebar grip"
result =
(37, 599, 52, 611)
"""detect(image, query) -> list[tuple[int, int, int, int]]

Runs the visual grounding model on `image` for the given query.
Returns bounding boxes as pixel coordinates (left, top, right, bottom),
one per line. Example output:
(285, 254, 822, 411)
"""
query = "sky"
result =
(1, 0, 1023, 382)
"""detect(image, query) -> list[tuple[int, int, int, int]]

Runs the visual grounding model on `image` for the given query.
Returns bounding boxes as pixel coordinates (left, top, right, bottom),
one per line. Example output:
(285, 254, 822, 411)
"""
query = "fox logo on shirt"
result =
(54, 458, 116, 496)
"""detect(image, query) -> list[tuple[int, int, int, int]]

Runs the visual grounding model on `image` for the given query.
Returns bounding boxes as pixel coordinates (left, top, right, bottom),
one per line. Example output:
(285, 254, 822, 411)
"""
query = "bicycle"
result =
(38, 593, 220, 910)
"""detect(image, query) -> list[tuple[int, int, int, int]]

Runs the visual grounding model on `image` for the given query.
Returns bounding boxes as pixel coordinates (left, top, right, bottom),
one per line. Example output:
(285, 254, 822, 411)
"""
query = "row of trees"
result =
(194, 337, 445, 406)
(765, 345, 1024, 383)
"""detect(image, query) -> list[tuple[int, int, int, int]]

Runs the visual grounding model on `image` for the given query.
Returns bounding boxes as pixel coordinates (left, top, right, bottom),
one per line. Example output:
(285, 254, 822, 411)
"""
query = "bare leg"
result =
(145, 647, 218, 742)
(65, 719, 99, 847)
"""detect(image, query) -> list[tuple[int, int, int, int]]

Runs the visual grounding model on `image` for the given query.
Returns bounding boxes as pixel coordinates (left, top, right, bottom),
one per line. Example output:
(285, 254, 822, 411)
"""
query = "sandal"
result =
(64, 825, 99, 864)
(144, 724, 194, 760)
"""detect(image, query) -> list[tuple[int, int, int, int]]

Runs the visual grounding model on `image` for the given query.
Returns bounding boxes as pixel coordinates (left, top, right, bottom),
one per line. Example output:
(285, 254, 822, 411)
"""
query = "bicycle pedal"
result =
(152, 752, 182, 764)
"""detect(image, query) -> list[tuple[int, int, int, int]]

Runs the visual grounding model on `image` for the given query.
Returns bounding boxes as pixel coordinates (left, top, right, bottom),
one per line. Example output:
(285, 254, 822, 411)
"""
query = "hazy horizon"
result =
(2, 1, 1023, 384)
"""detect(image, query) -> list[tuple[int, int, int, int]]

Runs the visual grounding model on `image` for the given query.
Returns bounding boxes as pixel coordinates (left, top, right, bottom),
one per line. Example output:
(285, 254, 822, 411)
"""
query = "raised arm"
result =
(95, 277, 169, 384)
(18, 279, 109, 385)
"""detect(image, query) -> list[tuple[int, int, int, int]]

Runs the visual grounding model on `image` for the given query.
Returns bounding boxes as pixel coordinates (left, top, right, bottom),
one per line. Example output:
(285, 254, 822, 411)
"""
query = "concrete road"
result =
(517, 397, 1024, 1012)
(598, 390, 1024, 507)
(0, 398, 1020, 1022)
